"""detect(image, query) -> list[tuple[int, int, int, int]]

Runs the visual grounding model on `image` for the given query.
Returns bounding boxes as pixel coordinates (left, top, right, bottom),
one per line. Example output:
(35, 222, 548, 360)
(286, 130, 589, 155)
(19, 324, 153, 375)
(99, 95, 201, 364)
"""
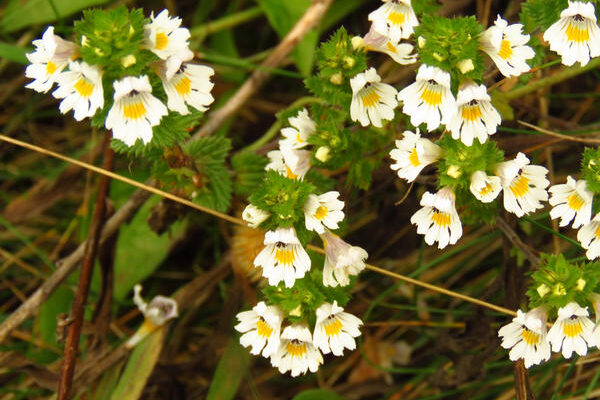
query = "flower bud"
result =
(315, 146, 331, 162)
(121, 54, 136, 68)
(330, 72, 343, 85)
(457, 59, 474, 74)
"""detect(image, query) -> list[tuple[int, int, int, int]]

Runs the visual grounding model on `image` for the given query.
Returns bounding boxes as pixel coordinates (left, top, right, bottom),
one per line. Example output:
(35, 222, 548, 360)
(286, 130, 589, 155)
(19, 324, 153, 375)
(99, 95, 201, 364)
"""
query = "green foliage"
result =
(412, 0, 441, 16)
(206, 339, 250, 400)
(305, 27, 367, 108)
(520, 0, 567, 32)
(249, 171, 315, 229)
(74, 7, 155, 79)
(414, 15, 485, 90)
(527, 254, 600, 310)
(581, 147, 600, 194)
(231, 151, 268, 197)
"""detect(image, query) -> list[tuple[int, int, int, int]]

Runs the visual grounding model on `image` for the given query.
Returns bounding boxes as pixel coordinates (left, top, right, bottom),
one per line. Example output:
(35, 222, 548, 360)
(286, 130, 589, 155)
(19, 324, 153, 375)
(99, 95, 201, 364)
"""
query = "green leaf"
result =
(206, 339, 250, 400)
(0, 42, 28, 64)
(110, 328, 166, 400)
(520, 0, 568, 31)
(292, 389, 349, 400)
(231, 151, 267, 197)
(490, 91, 514, 121)
(92, 361, 125, 400)
(581, 147, 600, 194)
(256, 0, 317, 76)
(0, 0, 110, 33)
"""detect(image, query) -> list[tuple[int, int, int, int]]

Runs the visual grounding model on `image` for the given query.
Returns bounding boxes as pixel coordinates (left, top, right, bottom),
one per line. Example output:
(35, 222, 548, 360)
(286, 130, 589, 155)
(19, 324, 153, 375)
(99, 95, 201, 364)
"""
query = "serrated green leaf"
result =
(231, 151, 267, 197)
(206, 339, 250, 400)
(520, 0, 568, 31)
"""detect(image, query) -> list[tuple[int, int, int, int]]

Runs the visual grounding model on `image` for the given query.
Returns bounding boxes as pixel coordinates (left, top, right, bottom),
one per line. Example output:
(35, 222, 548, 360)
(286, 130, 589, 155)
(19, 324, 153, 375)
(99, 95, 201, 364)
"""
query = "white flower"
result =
(543, 1, 600, 66)
(577, 214, 600, 260)
(266, 149, 311, 180)
(480, 15, 535, 77)
(25, 26, 78, 93)
(363, 25, 417, 65)
(126, 284, 178, 348)
(397, 64, 456, 132)
(496, 152, 549, 217)
(313, 301, 362, 356)
(446, 82, 502, 146)
(159, 58, 215, 115)
(470, 171, 502, 203)
(52, 61, 103, 121)
(389, 129, 441, 182)
(550, 176, 593, 229)
(235, 301, 283, 357)
(242, 204, 270, 228)
(498, 308, 551, 368)
(105, 75, 168, 146)
(410, 187, 462, 249)
(254, 227, 311, 288)
(368, 0, 419, 42)
(144, 9, 194, 61)
(280, 109, 316, 150)
(304, 192, 345, 234)
(320, 229, 368, 287)
(548, 302, 595, 358)
(350, 67, 398, 128)
(270, 324, 323, 377)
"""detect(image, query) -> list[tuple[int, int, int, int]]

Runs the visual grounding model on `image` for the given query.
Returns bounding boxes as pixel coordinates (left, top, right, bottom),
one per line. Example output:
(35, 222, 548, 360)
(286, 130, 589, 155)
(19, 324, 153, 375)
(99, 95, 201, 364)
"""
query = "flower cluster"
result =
(25, 9, 215, 147)
(235, 301, 362, 376)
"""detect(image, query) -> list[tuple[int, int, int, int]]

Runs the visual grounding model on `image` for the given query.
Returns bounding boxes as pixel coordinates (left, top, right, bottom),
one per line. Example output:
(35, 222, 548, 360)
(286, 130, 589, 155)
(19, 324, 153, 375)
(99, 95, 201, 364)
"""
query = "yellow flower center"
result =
(361, 88, 381, 108)
(174, 76, 191, 96)
(386, 41, 397, 53)
(46, 61, 58, 76)
(387, 11, 406, 25)
(568, 192, 585, 211)
(510, 175, 530, 198)
(122, 100, 147, 120)
(314, 205, 328, 220)
(498, 39, 513, 60)
(324, 318, 343, 336)
(566, 23, 590, 43)
(256, 318, 273, 338)
(563, 320, 583, 338)
(74, 77, 94, 98)
(420, 86, 442, 106)
(286, 341, 307, 357)
(461, 104, 483, 122)
(275, 248, 296, 265)
(155, 32, 169, 50)
(479, 182, 494, 196)
(409, 147, 420, 167)
(285, 166, 297, 180)
(595, 224, 600, 239)
(432, 211, 451, 227)
(296, 133, 304, 143)
(521, 328, 540, 346)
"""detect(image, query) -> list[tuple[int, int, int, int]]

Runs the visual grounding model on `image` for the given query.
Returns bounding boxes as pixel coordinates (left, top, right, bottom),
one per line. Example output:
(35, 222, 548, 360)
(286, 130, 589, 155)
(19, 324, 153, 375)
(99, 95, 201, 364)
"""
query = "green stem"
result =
(506, 57, 600, 100)
(190, 7, 263, 43)
(241, 96, 325, 153)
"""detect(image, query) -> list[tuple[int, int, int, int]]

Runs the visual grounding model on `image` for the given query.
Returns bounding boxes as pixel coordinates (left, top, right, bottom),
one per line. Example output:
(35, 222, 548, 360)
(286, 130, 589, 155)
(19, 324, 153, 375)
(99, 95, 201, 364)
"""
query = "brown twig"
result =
(517, 120, 600, 144)
(192, 0, 334, 139)
(57, 135, 114, 400)
(496, 217, 541, 266)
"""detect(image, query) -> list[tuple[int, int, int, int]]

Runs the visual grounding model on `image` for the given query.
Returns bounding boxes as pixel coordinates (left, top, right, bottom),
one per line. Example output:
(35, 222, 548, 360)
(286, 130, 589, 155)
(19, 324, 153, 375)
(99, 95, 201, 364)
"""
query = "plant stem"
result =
(190, 6, 263, 44)
(56, 135, 114, 400)
(506, 57, 600, 100)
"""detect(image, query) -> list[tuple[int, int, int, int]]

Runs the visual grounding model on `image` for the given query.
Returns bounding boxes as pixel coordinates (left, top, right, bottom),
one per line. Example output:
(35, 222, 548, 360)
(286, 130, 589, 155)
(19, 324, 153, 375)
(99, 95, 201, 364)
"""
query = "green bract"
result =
(581, 147, 600, 194)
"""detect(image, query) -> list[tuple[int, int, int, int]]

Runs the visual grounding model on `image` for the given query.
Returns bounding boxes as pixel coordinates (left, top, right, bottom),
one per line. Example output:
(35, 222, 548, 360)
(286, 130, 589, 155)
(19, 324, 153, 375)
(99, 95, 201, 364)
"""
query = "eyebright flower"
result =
(397, 64, 456, 132)
(350, 67, 398, 128)
(320, 229, 368, 287)
(25, 26, 78, 93)
(389, 129, 441, 182)
(368, 0, 419, 42)
(304, 192, 345, 234)
(105, 75, 168, 146)
(280, 109, 316, 150)
(470, 171, 502, 203)
(577, 214, 600, 260)
(543, 1, 600, 66)
(549, 176, 593, 228)
(498, 308, 551, 368)
(159, 58, 215, 115)
(411, 188, 462, 249)
(144, 9, 194, 61)
(126, 284, 178, 348)
(496, 152, 549, 218)
(363, 25, 417, 65)
(52, 61, 104, 121)
(548, 302, 595, 358)
(446, 82, 502, 146)
(270, 324, 323, 377)
(242, 204, 270, 228)
(480, 15, 535, 77)
(254, 227, 311, 288)
(313, 301, 363, 356)
(235, 301, 283, 357)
